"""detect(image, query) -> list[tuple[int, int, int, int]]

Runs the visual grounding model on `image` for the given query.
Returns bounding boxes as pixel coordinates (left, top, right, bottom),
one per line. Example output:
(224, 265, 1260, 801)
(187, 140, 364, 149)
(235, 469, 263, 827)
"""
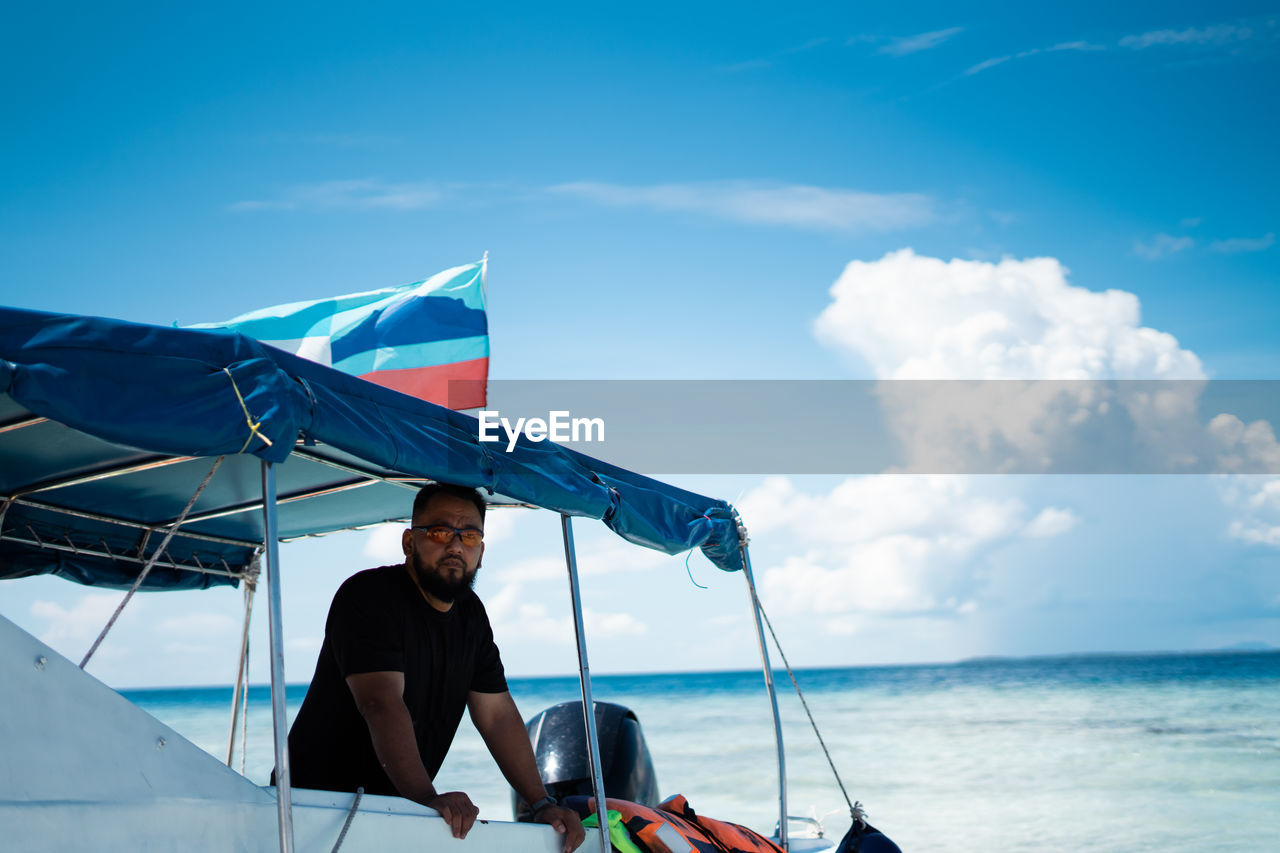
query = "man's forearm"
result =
(470, 692, 586, 852)
(473, 697, 549, 803)
(359, 699, 438, 805)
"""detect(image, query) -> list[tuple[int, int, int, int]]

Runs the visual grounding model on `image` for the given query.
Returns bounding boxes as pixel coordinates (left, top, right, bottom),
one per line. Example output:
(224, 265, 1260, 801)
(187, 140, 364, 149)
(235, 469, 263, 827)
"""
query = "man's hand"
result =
(467, 691, 585, 851)
(533, 804, 586, 853)
(428, 791, 480, 839)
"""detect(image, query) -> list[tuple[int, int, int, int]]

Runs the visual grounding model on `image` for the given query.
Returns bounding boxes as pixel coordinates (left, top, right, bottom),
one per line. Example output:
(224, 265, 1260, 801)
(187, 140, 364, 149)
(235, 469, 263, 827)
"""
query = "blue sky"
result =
(1, 2, 1278, 687)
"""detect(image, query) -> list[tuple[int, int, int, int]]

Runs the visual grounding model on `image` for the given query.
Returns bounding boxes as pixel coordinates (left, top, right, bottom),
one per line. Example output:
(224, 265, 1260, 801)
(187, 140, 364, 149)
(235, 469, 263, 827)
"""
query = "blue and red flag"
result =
(193, 259, 488, 409)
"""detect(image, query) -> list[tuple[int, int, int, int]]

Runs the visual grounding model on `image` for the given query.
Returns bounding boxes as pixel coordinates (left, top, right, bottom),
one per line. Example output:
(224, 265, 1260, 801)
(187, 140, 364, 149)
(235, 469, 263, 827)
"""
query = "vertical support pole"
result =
(560, 514, 611, 853)
(262, 462, 294, 853)
(742, 543, 787, 851)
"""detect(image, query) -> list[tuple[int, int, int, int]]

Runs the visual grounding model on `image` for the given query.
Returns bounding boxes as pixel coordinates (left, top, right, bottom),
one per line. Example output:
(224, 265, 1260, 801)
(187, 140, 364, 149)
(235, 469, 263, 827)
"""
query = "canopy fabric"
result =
(0, 306, 743, 591)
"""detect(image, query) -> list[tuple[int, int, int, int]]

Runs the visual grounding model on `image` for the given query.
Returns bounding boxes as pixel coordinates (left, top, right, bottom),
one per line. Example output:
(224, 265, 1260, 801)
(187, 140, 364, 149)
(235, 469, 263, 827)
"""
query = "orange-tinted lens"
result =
(423, 526, 483, 546)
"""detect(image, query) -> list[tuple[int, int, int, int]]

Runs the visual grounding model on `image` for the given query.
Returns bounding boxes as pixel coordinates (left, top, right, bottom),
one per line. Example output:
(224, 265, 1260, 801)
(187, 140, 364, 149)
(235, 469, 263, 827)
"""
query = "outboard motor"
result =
(514, 700, 659, 820)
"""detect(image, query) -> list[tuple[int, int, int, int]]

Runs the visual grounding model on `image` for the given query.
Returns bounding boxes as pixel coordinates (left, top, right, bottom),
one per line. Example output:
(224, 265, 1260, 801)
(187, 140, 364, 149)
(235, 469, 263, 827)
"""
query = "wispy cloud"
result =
(718, 37, 830, 73)
(783, 37, 830, 55)
(965, 55, 1013, 76)
(880, 27, 964, 56)
(1048, 41, 1105, 53)
(157, 612, 236, 637)
(1023, 507, 1081, 538)
(231, 179, 444, 212)
(966, 40, 1105, 76)
(962, 17, 1272, 80)
(1134, 233, 1195, 260)
(548, 180, 939, 233)
(1120, 24, 1254, 50)
(1210, 233, 1275, 254)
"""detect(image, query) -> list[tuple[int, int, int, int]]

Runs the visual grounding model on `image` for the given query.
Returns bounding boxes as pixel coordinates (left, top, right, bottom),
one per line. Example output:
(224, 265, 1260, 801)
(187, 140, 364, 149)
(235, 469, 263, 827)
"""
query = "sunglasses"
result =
(411, 525, 484, 547)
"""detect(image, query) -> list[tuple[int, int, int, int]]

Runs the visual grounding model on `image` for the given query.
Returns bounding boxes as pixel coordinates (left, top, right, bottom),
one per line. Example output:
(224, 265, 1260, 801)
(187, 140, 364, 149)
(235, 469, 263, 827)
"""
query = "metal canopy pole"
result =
(742, 542, 788, 851)
(560, 514, 611, 853)
(262, 462, 295, 853)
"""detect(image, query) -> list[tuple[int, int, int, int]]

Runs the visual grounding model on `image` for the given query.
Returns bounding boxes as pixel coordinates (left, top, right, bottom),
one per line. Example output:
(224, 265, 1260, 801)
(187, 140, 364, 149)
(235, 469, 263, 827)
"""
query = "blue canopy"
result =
(0, 306, 744, 590)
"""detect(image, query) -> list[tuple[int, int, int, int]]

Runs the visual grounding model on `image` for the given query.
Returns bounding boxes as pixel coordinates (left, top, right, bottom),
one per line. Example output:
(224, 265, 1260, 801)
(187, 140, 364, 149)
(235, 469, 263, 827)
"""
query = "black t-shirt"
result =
(284, 564, 507, 796)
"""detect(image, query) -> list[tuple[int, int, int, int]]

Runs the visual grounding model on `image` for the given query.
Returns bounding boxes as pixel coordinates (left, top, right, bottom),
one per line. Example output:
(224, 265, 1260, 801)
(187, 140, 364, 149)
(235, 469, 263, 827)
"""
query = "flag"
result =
(193, 258, 489, 409)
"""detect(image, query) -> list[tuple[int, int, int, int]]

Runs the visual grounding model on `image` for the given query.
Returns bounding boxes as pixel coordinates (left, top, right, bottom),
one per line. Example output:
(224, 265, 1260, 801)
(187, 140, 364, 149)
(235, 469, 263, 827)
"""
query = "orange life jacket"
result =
(658, 794, 785, 853)
(584, 796, 784, 853)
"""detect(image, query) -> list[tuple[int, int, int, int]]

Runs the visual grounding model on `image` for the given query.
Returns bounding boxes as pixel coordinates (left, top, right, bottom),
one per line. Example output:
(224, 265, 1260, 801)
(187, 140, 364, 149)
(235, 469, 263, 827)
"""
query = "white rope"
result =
(240, 622, 251, 776)
(80, 456, 225, 670)
(330, 787, 364, 853)
(227, 558, 259, 767)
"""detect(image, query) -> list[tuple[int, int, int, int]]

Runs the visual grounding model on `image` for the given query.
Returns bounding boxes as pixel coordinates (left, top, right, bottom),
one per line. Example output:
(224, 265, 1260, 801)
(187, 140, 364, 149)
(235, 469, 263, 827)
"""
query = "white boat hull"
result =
(0, 614, 562, 852)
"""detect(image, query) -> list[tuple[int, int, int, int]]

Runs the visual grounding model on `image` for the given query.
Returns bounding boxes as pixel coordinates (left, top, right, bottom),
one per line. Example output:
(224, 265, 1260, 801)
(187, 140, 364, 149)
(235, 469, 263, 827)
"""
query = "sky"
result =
(1, 1, 1278, 688)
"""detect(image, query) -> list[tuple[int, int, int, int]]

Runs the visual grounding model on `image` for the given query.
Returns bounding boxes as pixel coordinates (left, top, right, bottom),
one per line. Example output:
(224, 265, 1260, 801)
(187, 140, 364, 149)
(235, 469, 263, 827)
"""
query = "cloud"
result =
(157, 612, 237, 637)
(486, 584, 566, 642)
(965, 55, 1012, 76)
(363, 523, 406, 563)
(1134, 233, 1195, 259)
(31, 593, 141, 659)
(1209, 233, 1275, 254)
(1219, 476, 1280, 547)
(745, 476, 1050, 620)
(493, 535, 676, 583)
(811, 248, 1279, 558)
(964, 41, 1104, 77)
(1208, 415, 1280, 474)
(1023, 507, 1081, 538)
(231, 179, 443, 212)
(287, 636, 324, 657)
(879, 27, 964, 56)
(813, 250, 1215, 474)
(485, 583, 646, 644)
(815, 249, 1204, 381)
(481, 509, 521, 544)
(584, 610, 647, 638)
(1120, 24, 1254, 50)
(548, 181, 938, 233)
(1049, 41, 1106, 53)
(716, 38, 829, 74)
(783, 37, 830, 55)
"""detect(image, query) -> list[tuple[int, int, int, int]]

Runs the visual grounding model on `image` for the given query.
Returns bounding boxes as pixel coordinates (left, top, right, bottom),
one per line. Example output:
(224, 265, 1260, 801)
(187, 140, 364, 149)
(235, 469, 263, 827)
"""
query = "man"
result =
(283, 482, 585, 851)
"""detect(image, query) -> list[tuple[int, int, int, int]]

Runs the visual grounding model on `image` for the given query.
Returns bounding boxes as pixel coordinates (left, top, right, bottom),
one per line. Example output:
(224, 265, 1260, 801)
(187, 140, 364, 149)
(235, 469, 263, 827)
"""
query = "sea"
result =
(123, 651, 1280, 852)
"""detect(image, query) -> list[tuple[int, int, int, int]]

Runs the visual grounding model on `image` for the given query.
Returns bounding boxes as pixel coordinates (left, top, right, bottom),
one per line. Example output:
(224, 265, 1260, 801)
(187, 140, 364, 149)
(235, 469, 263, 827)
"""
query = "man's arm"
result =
(346, 671, 479, 839)
(468, 690, 586, 853)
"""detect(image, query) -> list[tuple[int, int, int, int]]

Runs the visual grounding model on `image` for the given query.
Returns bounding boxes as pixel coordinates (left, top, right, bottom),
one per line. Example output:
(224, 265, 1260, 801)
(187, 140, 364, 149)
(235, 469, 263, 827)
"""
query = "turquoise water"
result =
(125, 651, 1280, 852)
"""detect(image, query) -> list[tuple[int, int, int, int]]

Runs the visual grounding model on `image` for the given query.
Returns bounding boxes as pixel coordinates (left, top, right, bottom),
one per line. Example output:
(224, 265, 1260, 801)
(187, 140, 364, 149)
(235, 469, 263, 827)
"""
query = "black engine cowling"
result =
(514, 700, 659, 820)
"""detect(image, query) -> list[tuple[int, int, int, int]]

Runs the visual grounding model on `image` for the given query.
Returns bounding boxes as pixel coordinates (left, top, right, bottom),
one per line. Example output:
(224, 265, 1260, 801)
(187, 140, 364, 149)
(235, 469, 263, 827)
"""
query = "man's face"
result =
(402, 493, 485, 606)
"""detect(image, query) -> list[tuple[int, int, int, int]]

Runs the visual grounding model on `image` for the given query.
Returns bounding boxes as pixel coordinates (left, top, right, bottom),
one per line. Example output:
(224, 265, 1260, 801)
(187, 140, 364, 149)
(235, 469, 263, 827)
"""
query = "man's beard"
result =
(412, 550, 479, 603)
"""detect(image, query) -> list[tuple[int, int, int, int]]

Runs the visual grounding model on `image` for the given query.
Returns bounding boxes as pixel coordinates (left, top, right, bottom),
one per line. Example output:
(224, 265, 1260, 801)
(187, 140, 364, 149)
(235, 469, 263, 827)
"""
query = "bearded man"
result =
(282, 482, 584, 851)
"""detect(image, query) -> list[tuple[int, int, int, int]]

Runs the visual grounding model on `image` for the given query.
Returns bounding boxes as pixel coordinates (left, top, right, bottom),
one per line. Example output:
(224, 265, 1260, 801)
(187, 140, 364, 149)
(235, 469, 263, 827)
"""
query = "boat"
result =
(0, 305, 883, 852)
